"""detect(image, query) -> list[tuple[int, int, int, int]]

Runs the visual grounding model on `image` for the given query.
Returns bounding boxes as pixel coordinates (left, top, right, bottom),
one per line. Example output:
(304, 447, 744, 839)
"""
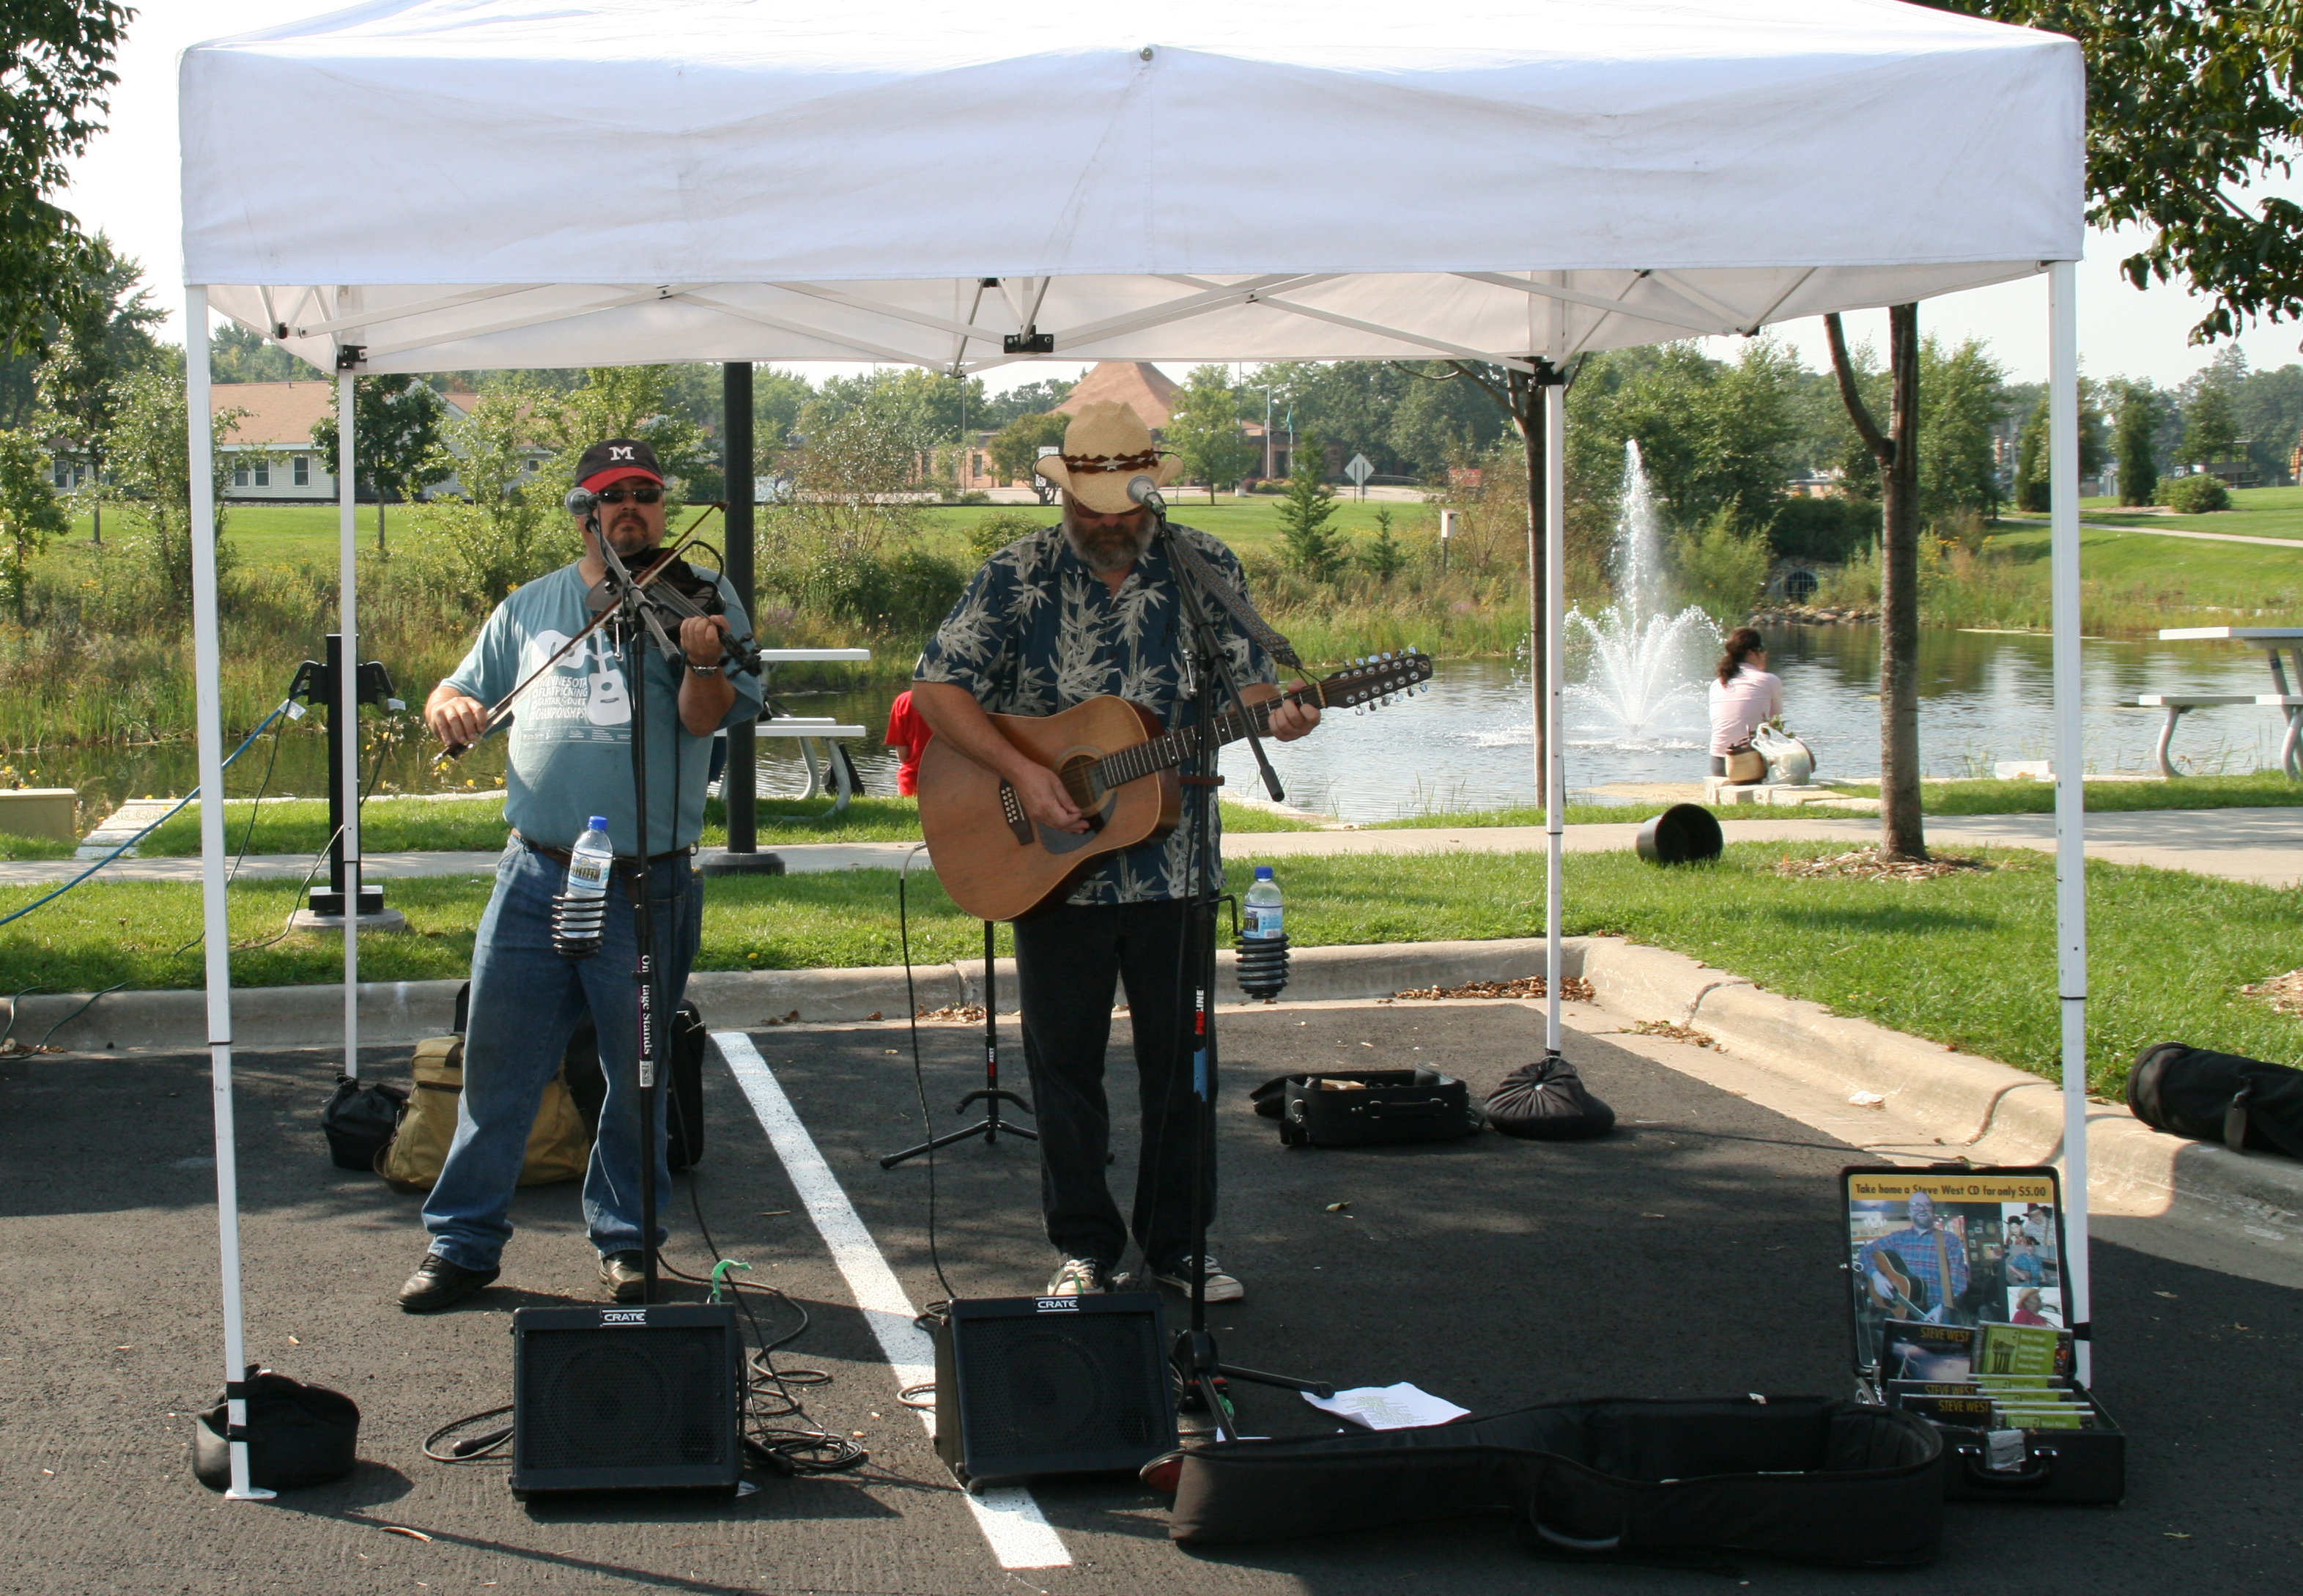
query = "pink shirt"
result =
(1707, 666, 1783, 755)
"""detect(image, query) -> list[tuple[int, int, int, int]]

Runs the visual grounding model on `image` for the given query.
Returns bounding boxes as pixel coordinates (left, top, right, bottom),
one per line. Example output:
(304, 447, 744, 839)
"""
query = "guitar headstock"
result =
(1315, 649, 1435, 712)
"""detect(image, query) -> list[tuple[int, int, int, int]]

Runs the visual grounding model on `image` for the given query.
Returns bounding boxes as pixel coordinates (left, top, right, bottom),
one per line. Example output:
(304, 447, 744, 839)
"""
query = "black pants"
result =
(1012, 897, 1208, 1269)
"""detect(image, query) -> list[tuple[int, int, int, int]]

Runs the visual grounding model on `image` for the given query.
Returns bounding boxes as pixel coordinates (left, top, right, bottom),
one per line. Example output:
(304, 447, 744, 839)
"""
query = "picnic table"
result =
(2142, 629, 2303, 778)
(727, 648, 873, 816)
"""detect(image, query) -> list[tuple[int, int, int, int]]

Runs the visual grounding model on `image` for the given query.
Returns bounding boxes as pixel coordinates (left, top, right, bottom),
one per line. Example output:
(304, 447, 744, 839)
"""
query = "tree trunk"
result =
(377, 495, 387, 558)
(91, 500, 100, 547)
(1518, 370, 1548, 811)
(1825, 305, 1926, 862)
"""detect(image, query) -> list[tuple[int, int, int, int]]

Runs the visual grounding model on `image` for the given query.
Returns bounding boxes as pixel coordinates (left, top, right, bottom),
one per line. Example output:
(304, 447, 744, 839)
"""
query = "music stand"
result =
(879, 920, 1036, 1169)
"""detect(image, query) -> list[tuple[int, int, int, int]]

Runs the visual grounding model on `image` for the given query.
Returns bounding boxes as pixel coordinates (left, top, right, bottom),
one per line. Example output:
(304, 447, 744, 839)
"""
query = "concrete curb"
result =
(1574, 938, 2303, 1242)
(1, 938, 1549, 1057)
(13, 934, 2298, 1241)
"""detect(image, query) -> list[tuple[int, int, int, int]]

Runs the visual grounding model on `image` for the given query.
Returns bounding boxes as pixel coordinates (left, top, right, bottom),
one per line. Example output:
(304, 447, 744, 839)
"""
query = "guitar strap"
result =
(1163, 525, 1304, 672)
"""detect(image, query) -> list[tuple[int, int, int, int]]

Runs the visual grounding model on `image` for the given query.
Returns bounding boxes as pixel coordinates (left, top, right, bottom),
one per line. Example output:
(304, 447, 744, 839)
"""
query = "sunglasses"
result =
(596, 486, 662, 506)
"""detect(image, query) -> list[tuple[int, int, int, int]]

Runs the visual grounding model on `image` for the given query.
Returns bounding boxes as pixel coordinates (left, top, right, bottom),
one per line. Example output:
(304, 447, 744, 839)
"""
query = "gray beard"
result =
(1061, 511, 1155, 574)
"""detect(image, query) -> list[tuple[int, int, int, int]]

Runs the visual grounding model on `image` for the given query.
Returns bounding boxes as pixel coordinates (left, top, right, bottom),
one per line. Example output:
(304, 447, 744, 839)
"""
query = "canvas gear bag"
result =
(2128, 1042, 2303, 1159)
(374, 1035, 591, 1191)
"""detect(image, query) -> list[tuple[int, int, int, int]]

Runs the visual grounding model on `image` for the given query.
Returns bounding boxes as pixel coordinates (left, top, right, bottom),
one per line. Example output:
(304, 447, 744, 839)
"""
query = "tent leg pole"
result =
(2048, 259, 2092, 1386)
(1543, 374, 1566, 1056)
(338, 369, 361, 1079)
(188, 286, 271, 1501)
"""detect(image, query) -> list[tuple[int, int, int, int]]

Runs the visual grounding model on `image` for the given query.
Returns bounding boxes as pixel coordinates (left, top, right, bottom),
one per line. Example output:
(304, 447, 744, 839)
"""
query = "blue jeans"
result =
(422, 841, 702, 1271)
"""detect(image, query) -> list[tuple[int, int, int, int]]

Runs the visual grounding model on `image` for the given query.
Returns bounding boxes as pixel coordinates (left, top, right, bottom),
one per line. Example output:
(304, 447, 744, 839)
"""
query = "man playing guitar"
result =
(909, 401, 1320, 1304)
(1859, 1190, 1971, 1323)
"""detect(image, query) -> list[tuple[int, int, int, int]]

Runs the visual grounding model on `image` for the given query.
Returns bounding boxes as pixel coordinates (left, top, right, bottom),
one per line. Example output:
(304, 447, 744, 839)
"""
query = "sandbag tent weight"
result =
(174, 0, 2096, 1500)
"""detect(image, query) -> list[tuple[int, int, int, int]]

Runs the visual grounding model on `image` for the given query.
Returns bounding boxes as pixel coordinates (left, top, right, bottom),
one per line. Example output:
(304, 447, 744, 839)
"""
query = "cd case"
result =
(1840, 1165, 2123, 1504)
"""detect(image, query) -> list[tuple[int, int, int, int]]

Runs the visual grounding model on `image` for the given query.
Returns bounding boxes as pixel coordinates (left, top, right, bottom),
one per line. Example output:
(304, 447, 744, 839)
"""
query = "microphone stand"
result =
(1145, 489, 1332, 1438)
(591, 527, 685, 1307)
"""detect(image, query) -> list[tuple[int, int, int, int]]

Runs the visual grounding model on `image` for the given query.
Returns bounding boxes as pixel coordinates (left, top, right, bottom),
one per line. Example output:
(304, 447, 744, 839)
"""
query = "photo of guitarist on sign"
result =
(1844, 1173, 2065, 1375)
(908, 400, 1323, 1307)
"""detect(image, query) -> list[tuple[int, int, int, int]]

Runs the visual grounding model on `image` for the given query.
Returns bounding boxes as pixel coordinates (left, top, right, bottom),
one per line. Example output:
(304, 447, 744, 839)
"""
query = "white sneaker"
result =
(1153, 1255, 1243, 1303)
(1046, 1257, 1108, 1296)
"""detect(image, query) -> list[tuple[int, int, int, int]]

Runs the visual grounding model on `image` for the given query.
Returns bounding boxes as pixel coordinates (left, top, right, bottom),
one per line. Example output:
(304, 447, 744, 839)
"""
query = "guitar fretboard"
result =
(1087, 683, 1326, 794)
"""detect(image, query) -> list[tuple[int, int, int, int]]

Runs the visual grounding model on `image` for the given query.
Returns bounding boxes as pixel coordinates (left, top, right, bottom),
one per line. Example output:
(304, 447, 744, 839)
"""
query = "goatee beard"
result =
(1061, 511, 1153, 575)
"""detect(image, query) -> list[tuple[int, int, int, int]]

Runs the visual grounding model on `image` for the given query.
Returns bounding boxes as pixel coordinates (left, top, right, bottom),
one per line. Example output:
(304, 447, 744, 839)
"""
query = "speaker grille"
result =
(521, 1326, 734, 1473)
(957, 1312, 1165, 1458)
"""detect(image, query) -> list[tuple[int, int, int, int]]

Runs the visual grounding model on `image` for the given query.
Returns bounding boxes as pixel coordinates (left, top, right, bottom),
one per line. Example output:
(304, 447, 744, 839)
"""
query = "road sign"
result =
(1345, 453, 1374, 486)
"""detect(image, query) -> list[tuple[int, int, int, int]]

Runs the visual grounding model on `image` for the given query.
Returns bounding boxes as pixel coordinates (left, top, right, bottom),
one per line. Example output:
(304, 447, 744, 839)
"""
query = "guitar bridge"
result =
(997, 780, 1033, 845)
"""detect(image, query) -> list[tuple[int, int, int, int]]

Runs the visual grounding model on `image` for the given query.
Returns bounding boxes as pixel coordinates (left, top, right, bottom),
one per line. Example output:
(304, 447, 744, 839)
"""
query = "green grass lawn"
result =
(1820, 772, 2303, 813)
(0, 830, 77, 860)
(57, 498, 1436, 578)
(2071, 484, 2303, 540)
(7, 841, 2293, 1095)
(130, 793, 1312, 857)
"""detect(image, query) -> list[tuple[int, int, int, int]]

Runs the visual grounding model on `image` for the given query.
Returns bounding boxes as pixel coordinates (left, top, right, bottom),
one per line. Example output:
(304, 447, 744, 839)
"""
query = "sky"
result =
(71, 1, 2303, 394)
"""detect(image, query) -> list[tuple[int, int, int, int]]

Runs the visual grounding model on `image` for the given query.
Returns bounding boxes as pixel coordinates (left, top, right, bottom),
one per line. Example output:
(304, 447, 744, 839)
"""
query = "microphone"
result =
(563, 486, 598, 519)
(1127, 475, 1167, 517)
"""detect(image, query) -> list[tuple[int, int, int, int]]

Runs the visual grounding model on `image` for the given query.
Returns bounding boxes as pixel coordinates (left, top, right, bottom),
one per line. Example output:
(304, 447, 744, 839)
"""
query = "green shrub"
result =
(966, 509, 1045, 561)
(1669, 506, 1773, 626)
(1767, 495, 1879, 563)
(2159, 473, 2231, 514)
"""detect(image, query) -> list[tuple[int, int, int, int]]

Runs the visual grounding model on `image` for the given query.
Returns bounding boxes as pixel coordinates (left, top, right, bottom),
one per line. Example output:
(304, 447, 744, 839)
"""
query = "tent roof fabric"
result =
(180, 0, 2082, 374)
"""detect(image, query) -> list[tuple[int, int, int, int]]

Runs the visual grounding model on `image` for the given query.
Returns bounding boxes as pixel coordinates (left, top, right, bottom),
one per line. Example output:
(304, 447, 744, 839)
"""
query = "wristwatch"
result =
(686, 657, 722, 676)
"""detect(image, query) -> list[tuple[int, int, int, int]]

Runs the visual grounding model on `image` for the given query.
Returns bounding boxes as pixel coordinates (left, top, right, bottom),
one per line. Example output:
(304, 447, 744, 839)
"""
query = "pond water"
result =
(1221, 626, 2296, 821)
(19, 627, 2294, 829)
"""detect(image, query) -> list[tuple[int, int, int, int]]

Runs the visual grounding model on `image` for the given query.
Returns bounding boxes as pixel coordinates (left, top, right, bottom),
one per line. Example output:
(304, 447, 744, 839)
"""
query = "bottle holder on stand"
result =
(1235, 932, 1290, 1001)
(551, 892, 606, 960)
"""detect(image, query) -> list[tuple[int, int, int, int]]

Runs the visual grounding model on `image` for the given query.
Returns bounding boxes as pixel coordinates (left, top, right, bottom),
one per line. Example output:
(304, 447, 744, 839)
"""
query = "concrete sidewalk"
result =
(6, 804, 2297, 887)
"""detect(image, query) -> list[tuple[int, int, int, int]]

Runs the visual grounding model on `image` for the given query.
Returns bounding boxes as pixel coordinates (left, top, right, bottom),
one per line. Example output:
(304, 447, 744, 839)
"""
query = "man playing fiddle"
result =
(399, 440, 763, 1312)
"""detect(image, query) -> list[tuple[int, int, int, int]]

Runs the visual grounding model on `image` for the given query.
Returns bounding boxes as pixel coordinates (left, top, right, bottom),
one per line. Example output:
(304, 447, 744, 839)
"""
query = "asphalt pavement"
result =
(1, 1002, 2296, 1595)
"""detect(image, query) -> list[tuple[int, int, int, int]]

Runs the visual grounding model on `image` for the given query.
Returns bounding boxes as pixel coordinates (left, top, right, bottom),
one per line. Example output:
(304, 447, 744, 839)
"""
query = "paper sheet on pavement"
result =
(1302, 1382, 1471, 1430)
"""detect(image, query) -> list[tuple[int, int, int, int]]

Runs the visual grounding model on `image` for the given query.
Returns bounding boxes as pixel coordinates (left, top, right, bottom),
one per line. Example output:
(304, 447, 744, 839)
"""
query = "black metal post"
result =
(308, 632, 382, 918)
(701, 362, 783, 877)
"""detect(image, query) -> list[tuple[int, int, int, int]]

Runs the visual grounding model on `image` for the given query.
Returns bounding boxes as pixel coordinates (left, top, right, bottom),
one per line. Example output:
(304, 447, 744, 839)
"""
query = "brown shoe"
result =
(399, 1252, 499, 1313)
(598, 1250, 648, 1303)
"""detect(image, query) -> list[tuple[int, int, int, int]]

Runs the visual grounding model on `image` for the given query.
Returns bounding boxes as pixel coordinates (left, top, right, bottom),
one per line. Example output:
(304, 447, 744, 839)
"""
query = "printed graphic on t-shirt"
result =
(517, 628, 632, 742)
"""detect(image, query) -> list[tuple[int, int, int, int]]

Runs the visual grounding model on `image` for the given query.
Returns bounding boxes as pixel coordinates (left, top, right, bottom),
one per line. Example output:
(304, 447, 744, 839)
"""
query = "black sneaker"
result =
(1045, 1257, 1108, 1297)
(398, 1252, 499, 1313)
(1152, 1255, 1243, 1303)
(598, 1251, 649, 1303)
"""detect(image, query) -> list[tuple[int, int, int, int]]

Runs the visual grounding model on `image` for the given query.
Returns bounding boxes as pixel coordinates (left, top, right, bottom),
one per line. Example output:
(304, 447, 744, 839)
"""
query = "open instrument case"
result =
(1841, 1165, 2124, 1504)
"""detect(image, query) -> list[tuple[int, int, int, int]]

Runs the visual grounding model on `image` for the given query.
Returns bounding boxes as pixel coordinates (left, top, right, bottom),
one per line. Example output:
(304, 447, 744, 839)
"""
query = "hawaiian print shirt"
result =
(914, 522, 1276, 905)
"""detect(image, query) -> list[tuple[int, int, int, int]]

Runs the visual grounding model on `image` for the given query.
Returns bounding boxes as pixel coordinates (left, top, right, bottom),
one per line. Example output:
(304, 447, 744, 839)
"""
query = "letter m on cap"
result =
(610, 446, 635, 460)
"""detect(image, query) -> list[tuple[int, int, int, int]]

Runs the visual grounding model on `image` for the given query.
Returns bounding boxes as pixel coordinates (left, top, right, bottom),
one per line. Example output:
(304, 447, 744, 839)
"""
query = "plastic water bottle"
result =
(552, 815, 613, 960)
(1243, 866, 1283, 941)
(1237, 866, 1290, 1000)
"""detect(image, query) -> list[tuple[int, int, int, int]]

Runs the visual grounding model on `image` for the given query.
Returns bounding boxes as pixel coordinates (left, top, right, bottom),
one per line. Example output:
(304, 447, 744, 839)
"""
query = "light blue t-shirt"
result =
(445, 563, 764, 855)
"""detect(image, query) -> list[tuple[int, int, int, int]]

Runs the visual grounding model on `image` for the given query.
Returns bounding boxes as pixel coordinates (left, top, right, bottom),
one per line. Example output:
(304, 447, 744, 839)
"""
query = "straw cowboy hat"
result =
(1032, 400, 1185, 514)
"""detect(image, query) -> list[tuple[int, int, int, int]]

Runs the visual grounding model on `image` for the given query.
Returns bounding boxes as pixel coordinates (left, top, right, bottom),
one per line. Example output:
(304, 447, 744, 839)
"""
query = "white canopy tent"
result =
(178, 0, 2092, 1498)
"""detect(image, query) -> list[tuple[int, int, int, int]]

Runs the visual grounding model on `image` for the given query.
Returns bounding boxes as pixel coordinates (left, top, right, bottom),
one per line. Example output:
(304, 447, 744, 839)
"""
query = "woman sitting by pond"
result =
(1709, 627, 1782, 783)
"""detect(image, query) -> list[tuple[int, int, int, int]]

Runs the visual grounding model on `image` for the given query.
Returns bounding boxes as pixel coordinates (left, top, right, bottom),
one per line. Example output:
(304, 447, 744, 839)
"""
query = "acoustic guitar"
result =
(920, 651, 1435, 921)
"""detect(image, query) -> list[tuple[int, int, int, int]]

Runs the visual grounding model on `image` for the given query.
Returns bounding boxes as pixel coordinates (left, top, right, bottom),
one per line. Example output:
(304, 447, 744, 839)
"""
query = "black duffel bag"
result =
(2129, 1042, 2303, 1159)
(1164, 1394, 1942, 1567)
(563, 1000, 709, 1170)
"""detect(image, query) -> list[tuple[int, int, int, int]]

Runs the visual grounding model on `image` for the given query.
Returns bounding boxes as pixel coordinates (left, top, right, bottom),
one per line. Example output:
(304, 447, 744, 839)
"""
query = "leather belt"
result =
(515, 832, 693, 869)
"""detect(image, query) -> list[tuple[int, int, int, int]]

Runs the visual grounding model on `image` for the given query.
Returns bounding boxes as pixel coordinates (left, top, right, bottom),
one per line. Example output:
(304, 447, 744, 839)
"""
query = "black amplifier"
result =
(509, 1302, 744, 1498)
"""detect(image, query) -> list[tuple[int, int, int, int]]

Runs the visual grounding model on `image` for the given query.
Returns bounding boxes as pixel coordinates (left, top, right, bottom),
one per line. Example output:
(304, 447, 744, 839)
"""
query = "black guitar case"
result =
(1164, 1395, 1942, 1568)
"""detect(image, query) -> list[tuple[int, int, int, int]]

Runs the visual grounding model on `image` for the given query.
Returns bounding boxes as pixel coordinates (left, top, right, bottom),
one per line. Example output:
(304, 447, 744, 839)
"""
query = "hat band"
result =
(1059, 448, 1161, 475)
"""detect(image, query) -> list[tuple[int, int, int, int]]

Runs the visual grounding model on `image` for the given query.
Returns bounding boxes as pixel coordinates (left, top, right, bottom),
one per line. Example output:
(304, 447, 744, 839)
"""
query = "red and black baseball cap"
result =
(575, 438, 664, 492)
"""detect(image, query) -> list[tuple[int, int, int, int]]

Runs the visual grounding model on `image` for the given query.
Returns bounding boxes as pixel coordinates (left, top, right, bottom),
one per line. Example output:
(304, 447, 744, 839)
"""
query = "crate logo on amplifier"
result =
(1033, 1297, 1079, 1312)
(599, 1308, 648, 1326)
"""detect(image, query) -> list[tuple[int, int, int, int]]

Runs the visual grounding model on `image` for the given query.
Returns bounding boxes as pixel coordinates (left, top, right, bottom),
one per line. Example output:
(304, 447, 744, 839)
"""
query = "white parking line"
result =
(713, 1030, 1072, 1571)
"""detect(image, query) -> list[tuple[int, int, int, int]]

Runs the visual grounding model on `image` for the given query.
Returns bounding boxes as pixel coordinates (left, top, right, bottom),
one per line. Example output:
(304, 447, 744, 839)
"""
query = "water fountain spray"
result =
(1563, 441, 1720, 745)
